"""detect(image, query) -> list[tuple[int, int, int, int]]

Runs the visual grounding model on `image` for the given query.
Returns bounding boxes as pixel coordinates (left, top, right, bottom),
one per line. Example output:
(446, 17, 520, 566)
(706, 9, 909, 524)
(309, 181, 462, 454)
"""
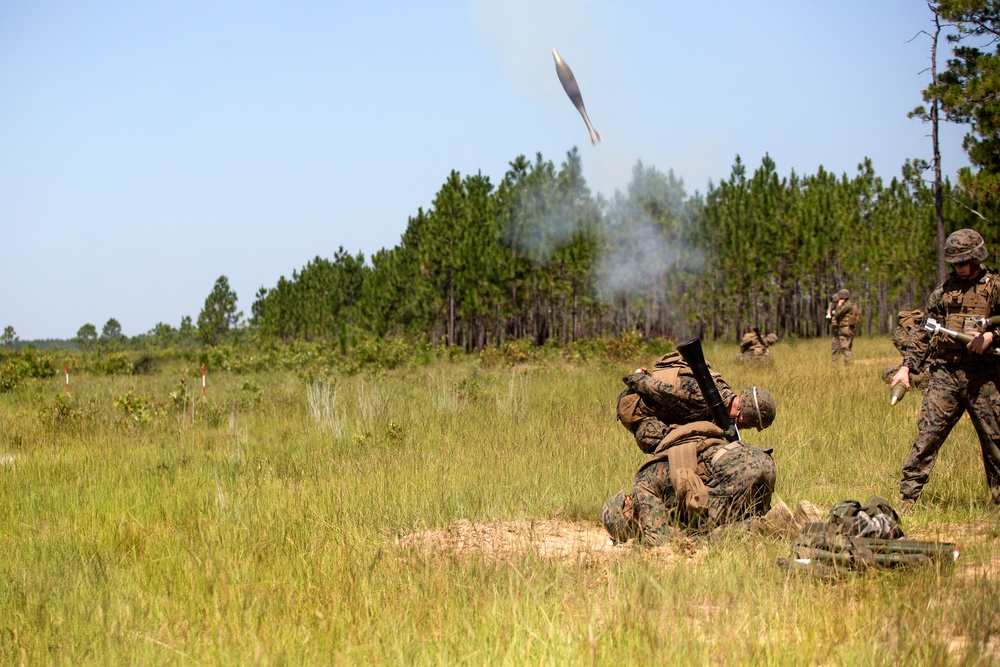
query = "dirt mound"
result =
(396, 519, 700, 563)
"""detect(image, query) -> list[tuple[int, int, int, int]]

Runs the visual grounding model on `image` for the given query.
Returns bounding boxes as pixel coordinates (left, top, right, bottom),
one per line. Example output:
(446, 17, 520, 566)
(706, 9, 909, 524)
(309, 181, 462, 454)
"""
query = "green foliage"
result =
(74, 323, 97, 351)
(242, 147, 972, 352)
(96, 352, 134, 376)
(234, 379, 263, 410)
(36, 394, 83, 427)
(197, 275, 241, 346)
(132, 351, 157, 375)
(167, 375, 190, 413)
(338, 336, 414, 375)
(251, 250, 365, 342)
(113, 389, 153, 426)
(928, 0, 1000, 202)
(1, 326, 18, 348)
(196, 397, 226, 428)
(479, 338, 537, 367)
(99, 318, 126, 350)
(0, 348, 57, 392)
(565, 331, 670, 363)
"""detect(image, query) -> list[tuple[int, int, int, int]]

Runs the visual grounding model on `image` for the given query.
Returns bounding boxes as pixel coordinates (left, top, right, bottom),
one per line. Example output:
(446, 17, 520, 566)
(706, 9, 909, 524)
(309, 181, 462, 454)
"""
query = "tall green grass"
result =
(0, 337, 997, 664)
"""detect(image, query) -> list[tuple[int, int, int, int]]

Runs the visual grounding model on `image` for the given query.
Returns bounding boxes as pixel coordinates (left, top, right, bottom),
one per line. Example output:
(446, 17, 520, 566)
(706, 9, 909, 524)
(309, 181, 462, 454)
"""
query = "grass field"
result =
(1, 336, 998, 665)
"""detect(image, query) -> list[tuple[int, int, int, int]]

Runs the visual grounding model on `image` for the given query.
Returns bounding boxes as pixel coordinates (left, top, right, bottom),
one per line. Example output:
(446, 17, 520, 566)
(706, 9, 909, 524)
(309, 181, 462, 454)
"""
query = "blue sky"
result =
(0, 1, 970, 340)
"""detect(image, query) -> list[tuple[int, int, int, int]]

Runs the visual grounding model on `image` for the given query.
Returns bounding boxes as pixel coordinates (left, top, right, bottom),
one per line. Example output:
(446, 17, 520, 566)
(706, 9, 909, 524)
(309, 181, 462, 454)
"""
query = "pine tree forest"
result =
(250, 148, 1000, 351)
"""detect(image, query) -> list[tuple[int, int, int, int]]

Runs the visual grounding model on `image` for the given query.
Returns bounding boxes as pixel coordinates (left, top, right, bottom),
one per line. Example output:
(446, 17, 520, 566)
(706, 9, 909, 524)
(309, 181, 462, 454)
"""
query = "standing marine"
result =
(829, 289, 861, 365)
(890, 229, 1000, 508)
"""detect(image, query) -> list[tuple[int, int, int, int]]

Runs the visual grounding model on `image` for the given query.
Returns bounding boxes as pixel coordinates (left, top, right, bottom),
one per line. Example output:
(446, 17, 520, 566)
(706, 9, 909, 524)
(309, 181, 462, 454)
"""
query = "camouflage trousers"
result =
(831, 334, 854, 364)
(633, 416, 670, 454)
(900, 361, 1000, 504)
(631, 443, 776, 545)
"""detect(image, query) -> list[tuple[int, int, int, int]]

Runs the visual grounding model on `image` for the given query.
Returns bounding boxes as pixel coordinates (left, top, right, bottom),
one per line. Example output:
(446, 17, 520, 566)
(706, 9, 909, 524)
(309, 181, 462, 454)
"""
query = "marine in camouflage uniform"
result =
(830, 289, 861, 365)
(615, 351, 776, 453)
(601, 421, 777, 544)
(892, 229, 1000, 506)
(735, 331, 778, 363)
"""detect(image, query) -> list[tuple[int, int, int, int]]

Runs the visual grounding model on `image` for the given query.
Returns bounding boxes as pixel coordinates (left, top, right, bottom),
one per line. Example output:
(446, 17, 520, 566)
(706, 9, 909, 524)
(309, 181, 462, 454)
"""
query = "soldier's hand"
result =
(967, 331, 995, 354)
(633, 367, 648, 375)
(890, 366, 910, 390)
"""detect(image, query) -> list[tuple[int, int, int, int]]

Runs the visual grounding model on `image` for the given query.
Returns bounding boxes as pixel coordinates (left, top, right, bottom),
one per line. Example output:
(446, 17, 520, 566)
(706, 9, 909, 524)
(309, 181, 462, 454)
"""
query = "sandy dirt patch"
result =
(396, 519, 700, 564)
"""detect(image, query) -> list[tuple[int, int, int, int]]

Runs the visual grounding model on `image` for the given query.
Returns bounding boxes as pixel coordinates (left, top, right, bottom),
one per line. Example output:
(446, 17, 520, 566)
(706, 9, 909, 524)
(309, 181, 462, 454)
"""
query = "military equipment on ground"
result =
(890, 383, 907, 406)
(779, 522, 958, 576)
(753, 327, 768, 350)
(777, 496, 959, 576)
(924, 317, 1000, 357)
(677, 337, 740, 442)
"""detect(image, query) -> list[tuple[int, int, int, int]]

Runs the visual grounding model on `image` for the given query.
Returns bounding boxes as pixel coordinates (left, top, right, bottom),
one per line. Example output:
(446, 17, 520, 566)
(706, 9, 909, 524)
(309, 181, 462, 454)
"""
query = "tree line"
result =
(246, 149, 997, 351)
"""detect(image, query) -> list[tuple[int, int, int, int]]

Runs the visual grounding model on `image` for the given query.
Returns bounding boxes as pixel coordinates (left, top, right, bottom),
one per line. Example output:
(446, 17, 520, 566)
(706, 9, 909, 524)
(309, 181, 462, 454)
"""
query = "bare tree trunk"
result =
(930, 7, 947, 284)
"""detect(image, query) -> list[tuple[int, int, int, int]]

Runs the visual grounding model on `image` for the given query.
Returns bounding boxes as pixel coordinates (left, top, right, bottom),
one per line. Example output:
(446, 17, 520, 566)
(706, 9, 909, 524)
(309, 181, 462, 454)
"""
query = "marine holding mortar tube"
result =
(891, 229, 1000, 509)
(604, 340, 778, 544)
(616, 349, 775, 454)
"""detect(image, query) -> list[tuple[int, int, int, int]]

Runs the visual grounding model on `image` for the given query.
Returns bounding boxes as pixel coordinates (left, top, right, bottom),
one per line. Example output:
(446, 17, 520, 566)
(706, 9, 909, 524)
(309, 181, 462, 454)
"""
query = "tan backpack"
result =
(616, 352, 689, 430)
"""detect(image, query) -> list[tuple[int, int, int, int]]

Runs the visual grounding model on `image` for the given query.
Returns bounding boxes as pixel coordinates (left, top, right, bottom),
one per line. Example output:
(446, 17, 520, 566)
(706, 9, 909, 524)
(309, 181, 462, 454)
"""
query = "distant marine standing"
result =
(828, 289, 861, 365)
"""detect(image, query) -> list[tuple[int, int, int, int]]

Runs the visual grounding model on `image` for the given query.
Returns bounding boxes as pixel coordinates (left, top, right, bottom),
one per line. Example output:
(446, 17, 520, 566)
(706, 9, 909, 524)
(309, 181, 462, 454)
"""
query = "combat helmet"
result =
(765, 333, 778, 346)
(739, 386, 776, 430)
(835, 289, 851, 300)
(600, 491, 639, 544)
(944, 229, 988, 264)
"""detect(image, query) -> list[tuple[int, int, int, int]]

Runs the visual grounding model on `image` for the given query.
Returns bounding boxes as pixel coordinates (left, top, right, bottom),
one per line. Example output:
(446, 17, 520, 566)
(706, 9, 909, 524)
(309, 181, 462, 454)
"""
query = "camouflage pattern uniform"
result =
(616, 352, 736, 453)
(881, 309, 927, 388)
(831, 289, 861, 365)
(735, 331, 776, 363)
(601, 422, 777, 544)
(899, 230, 1000, 505)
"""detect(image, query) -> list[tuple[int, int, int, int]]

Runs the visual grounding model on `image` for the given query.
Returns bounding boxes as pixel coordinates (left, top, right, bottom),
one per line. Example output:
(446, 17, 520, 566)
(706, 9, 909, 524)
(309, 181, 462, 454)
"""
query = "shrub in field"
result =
(599, 330, 648, 361)
(480, 338, 536, 367)
(131, 351, 158, 375)
(340, 336, 414, 374)
(0, 360, 26, 393)
(200, 345, 237, 372)
(113, 389, 154, 426)
(235, 379, 263, 409)
(0, 348, 58, 392)
(563, 331, 673, 362)
(97, 352, 134, 376)
(36, 394, 83, 427)
(168, 375, 188, 412)
(455, 368, 485, 402)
